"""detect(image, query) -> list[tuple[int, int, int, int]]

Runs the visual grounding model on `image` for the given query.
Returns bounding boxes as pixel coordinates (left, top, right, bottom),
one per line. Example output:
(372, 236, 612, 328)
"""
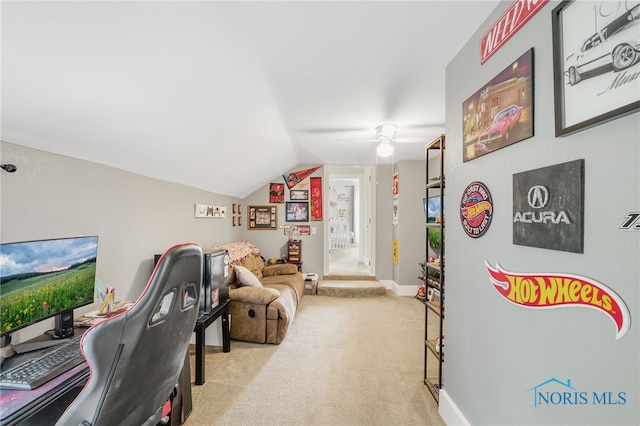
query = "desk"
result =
(193, 299, 230, 385)
(0, 331, 89, 426)
(1, 330, 195, 425)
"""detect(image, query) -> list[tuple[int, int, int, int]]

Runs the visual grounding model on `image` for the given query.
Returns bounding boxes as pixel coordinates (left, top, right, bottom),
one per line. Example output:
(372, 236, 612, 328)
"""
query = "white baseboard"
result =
(439, 389, 471, 426)
(391, 281, 419, 296)
(379, 279, 393, 289)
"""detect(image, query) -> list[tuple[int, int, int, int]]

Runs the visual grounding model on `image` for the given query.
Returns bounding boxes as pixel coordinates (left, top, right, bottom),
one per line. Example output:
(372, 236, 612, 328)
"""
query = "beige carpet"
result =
(322, 274, 377, 281)
(317, 280, 386, 297)
(185, 294, 444, 426)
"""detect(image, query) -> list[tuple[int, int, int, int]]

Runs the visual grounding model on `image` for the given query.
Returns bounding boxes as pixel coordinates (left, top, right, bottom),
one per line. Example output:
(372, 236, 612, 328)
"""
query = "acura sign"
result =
(527, 185, 548, 208)
(513, 160, 584, 252)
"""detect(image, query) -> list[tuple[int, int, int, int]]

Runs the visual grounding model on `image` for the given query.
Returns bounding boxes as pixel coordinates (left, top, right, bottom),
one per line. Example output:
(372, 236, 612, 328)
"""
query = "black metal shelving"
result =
(423, 135, 445, 402)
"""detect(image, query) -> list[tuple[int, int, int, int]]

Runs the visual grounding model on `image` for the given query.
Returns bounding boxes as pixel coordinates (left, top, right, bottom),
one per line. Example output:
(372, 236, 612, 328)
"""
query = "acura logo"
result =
(527, 185, 549, 209)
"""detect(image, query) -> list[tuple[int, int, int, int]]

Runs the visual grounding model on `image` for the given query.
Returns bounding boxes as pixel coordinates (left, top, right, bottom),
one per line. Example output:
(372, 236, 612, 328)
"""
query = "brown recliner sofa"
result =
(205, 241, 304, 344)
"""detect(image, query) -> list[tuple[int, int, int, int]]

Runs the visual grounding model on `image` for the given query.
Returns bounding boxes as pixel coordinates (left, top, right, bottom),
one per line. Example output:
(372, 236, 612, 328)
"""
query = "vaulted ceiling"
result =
(1, 1, 499, 198)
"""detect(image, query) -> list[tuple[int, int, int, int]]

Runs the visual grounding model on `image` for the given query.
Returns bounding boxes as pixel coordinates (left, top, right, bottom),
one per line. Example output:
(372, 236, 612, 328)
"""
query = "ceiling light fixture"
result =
(376, 141, 394, 158)
(376, 123, 398, 139)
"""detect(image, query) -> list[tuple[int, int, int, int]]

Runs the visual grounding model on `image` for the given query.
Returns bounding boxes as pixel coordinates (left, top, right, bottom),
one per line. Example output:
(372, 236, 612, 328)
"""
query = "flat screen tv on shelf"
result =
(425, 196, 444, 223)
(153, 248, 229, 315)
(0, 236, 98, 344)
(425, 196, 444, 250)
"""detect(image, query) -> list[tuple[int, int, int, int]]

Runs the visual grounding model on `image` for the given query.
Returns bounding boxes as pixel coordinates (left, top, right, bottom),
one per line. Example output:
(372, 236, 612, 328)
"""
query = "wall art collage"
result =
(458, 0, 638, 345)
(248, 166, 322, 232)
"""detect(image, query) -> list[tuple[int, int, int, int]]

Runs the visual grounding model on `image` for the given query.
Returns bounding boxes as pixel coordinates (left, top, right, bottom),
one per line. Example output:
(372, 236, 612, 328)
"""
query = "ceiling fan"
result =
(302, 122, 443, 158)
(372, 123, 428, 158)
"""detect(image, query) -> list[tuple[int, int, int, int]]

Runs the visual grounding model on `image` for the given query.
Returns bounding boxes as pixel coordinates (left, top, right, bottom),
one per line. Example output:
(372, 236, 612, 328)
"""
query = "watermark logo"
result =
(528, 378, 627, 408)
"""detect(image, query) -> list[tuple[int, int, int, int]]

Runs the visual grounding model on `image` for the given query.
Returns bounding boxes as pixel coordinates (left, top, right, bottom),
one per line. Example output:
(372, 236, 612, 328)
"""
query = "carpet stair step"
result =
(317, 280, 386, 297)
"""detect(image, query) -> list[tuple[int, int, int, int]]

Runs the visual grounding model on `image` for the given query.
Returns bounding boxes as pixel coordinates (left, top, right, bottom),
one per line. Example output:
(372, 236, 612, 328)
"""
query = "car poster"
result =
(462, 48, 534, 162)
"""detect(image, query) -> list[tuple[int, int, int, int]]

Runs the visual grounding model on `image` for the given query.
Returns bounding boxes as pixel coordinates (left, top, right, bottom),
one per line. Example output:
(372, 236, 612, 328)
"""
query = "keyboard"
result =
(0, 336, 85, 390)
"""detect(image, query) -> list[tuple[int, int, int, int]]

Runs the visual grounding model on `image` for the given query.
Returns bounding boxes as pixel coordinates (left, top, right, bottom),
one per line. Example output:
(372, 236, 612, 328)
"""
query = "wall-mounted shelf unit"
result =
(423, 135, 445, 402)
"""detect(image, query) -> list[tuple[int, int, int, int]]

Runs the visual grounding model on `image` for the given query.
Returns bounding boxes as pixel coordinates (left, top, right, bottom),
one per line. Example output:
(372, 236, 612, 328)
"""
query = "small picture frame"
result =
(298, 225, 311, 235)
(290, 189, 309, 200)
(248, 205, 277, 230)
(232, 203, 237, 214)
(195, 204, 226, 218)
(286, 202, 309, 222)
(233, 216, 237, 227)
(269, 183, 285, 203)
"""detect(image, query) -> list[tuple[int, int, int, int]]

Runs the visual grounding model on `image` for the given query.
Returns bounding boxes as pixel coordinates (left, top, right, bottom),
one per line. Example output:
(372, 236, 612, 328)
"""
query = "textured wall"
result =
(443, 1, 639, 424)
(1, 141, 240, 343)
(394, 160, 427, 289)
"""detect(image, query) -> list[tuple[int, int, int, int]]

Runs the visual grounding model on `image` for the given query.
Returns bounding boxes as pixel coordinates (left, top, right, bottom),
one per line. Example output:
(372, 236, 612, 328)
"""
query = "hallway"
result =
(328, 245, 370, 276)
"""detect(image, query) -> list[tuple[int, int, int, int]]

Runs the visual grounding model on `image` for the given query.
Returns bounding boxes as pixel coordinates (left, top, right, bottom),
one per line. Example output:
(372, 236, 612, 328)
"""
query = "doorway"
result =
(325, 166, 375, 278)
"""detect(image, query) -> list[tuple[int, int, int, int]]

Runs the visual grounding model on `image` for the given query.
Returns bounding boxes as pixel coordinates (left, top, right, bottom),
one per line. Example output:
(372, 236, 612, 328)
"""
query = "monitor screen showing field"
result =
(0, 236, 98, 336)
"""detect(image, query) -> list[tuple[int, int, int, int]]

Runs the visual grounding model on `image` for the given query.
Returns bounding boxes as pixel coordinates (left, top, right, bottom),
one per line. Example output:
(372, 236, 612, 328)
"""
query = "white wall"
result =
(375, 164, 394, 281)
(394, 160, 427, 293)
(1, 141, 242, 344)
(443, 1, 639, 425)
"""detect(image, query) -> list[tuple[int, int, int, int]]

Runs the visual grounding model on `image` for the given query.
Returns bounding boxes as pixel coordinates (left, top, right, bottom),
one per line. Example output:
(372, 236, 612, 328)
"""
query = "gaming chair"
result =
(55, 243, 203, 426)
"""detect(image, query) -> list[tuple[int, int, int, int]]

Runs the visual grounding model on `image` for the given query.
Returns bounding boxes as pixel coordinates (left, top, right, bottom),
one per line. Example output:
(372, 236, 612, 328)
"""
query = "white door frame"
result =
(324, 165, 375, 277)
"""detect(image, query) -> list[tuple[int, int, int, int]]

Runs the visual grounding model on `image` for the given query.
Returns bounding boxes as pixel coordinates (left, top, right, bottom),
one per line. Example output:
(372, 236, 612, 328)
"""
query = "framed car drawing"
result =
(552, 1, 640, 136)
(462, 48, 534, 162)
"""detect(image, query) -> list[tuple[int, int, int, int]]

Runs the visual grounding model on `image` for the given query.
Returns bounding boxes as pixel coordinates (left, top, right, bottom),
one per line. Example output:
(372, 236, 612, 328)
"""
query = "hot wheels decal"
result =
(485, 261, 630, 340)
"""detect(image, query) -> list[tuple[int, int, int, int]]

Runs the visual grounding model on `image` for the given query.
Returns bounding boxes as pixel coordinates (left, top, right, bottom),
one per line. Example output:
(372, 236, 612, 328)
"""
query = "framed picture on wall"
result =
(552, 1, 640, 136)
(298, 225, 311, 235)
(286, 202, 309, 222)
(269, 183, 285, 203)
(290, 190, 308, 200)
(247, 205, 277, 230)
(462, 48, 534, 162)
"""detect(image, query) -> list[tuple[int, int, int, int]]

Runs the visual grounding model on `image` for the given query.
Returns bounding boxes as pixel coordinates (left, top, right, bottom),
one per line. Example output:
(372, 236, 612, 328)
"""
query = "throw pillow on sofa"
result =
(234, 265, 263, 287)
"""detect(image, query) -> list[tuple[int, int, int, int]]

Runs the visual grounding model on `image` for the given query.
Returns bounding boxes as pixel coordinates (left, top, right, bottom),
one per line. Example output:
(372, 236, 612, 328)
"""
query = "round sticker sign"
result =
(460, 181, 493, 238)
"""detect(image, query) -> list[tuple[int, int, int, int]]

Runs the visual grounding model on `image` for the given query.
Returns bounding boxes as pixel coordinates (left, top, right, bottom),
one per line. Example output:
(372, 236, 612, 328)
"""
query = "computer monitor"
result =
(0, 236, 98, 344)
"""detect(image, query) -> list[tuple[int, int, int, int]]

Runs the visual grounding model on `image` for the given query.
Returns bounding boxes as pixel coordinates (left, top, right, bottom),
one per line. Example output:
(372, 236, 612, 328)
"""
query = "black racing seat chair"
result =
(56, 243, 203, 426)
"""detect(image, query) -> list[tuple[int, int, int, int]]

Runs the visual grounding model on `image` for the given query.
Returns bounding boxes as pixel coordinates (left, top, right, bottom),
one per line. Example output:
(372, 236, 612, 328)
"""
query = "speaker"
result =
(54, 310, 75, 339)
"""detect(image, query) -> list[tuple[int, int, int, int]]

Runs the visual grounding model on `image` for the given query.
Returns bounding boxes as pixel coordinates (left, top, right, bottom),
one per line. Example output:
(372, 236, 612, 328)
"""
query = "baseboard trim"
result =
(391, 282, 418, 296)
(378, 279, 393, 290)
(439, 389, 471, 426)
